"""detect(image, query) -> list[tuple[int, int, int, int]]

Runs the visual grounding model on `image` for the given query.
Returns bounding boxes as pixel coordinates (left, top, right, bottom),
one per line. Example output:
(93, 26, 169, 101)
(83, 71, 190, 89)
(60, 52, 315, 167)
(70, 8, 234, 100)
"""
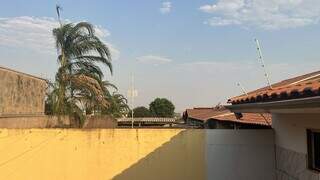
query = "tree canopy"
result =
(128, 106, 152, 117)
(149, 98, 175, 118)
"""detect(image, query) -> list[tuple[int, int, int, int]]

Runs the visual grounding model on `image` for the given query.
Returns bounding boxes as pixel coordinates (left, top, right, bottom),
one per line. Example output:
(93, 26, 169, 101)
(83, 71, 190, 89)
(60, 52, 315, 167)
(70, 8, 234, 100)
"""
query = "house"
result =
(183, 106, 271, 129)
(226, 70, 320, 180)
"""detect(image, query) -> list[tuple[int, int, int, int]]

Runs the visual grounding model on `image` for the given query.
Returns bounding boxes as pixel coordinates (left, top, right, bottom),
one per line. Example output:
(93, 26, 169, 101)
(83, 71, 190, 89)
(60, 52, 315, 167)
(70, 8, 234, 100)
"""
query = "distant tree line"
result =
(128, 98, 175, 118)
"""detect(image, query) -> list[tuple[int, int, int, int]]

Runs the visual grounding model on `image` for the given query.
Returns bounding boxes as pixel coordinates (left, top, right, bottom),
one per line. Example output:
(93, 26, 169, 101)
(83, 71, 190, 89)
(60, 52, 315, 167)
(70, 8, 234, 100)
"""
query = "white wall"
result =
(206, 130, 275, 180)
(272, 113, 320, 154)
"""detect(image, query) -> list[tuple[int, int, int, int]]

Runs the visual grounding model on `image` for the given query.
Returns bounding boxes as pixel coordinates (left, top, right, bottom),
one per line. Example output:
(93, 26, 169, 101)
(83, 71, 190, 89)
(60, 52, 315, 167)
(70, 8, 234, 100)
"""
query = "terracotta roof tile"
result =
(184, 107, 271, 126)
(211, 113, 271, 126)
(228, 71, 320, 104)
(185, 107, 229, 121)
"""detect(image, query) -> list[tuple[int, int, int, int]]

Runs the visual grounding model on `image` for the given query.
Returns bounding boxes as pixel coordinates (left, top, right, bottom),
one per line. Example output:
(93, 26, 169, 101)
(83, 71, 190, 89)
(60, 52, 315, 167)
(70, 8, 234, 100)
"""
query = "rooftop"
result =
(228, 71, 320, 105)
(184, 107, 271, 126)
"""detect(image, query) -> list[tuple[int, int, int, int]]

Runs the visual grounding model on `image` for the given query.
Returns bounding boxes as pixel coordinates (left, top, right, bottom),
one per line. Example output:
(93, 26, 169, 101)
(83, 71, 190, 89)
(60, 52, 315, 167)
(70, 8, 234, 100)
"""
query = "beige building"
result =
(0, 66, 47, 116)
(227, 70, 320, 180)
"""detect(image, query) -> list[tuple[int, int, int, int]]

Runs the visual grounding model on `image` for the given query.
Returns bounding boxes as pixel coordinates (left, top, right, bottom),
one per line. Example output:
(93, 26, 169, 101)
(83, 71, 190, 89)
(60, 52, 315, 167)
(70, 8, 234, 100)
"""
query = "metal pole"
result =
(131, 74, 134, 129)
(237, 82, 271, 126)
(255, 38, 272, 89)
(237, 82, 248, 96)
(56, 5, 62, 27)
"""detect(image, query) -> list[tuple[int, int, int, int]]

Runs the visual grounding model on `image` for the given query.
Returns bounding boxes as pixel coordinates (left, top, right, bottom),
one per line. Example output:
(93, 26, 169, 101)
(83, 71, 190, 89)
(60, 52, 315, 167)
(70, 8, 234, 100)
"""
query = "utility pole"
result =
(255, 38, 273, 89)
(127, 74, 138, 128)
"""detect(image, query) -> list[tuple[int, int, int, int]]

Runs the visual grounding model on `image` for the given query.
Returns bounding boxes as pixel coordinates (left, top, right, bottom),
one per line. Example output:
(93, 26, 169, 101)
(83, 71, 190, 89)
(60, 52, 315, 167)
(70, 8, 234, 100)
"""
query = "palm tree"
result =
(102, 92, 130, 118)
(51, 22, 113, 124)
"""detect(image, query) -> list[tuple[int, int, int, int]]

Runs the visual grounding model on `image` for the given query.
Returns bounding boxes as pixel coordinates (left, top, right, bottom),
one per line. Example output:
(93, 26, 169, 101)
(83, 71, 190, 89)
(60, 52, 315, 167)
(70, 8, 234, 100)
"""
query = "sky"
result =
(1, 0, 320, 112)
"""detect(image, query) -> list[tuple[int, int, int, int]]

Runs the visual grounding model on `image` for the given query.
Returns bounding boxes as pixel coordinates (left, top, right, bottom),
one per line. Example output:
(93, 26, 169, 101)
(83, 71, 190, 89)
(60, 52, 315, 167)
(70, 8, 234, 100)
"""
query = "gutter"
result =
(225, 96, 320, 113)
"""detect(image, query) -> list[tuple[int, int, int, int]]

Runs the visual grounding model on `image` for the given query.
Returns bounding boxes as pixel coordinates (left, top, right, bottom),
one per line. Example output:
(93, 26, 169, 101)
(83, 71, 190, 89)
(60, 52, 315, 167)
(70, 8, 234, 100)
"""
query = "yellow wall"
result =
(0, 129, 206, 180)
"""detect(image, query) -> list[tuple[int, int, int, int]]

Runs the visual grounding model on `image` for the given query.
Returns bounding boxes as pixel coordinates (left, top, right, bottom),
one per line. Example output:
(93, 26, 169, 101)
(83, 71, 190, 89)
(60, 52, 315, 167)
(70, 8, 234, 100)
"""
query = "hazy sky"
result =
(1, 0, 320, 112)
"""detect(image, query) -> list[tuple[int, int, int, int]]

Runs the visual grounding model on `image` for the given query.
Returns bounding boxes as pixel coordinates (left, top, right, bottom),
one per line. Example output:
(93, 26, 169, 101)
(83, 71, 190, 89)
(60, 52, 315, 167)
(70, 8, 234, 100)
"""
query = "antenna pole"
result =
(56, 5, 62, 27)
(237, 82, 248, 96)
(131, 74, 134, 128)
(255, 38, 272, 89)
(127, 74, 138, 129)
(236, 82, 271, 126)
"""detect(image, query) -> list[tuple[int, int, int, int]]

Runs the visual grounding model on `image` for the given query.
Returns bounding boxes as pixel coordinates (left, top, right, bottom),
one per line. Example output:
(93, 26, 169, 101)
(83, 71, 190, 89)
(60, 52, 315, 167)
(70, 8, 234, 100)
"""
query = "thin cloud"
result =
(0, 16, 120, 59)
(137, 55, 172, 65)
(160, 2, 172, 14)
(199, 0, 320, 30)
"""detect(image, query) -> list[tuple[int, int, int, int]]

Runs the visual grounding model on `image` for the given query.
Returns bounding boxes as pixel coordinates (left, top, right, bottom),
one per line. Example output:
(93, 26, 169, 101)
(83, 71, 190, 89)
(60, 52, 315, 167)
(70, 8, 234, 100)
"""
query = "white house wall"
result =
(272, 113, 320, 180)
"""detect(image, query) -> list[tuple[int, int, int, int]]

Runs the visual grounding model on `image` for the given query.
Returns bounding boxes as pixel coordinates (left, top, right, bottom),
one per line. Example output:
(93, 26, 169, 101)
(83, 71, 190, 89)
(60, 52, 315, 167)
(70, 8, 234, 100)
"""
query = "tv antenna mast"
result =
(55, 4, 63, 27)
(237, 82, 248, 96)
(255, 38, 273, 89)
(127, 74, 138, 128)
(236, 82, 270, 126)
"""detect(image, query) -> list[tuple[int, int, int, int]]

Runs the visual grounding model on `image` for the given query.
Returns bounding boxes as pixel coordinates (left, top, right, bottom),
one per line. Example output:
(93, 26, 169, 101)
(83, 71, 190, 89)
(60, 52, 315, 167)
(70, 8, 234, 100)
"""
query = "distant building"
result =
(117, 117, 177, 127)
(183, 107, 271, 129)
(0, 66, 47, 117)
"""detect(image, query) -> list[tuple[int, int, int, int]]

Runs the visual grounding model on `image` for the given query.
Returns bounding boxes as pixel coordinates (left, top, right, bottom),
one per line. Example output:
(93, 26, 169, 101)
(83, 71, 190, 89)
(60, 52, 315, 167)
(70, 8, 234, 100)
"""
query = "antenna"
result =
(127, 74, 138, 128)
(237, 82, 248, 96)
(255, 38, 272, 89)
(236, 82, 271, 126)
(56, 4, 63, 27)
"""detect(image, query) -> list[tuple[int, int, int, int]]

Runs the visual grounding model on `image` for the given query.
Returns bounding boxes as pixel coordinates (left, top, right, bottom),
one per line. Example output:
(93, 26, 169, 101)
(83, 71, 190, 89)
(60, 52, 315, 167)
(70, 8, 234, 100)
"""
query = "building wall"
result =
(0, 67, 47, 116)
(272, 113, 320, 180)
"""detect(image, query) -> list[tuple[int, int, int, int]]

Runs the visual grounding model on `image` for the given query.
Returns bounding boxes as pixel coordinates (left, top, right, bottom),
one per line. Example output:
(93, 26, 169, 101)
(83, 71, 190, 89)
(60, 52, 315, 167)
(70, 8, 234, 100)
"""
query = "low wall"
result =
(0, 129, 205, 180)
(0, 115, 116, 128)
(0, 129, 275, 180)
(0, 115, 70, 128)
(83, 116, 117, 128)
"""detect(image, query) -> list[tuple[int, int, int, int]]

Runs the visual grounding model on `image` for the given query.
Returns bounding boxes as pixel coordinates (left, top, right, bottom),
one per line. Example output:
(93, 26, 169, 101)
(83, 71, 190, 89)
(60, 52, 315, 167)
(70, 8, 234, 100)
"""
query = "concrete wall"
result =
(83, 116, 117, 128)
(0, 116, 70, 128)
(0, 129, 206, 180)
(206, 130, 275, 180)
(0, 129, 275, 180)
(272, 113, 320, 180)
(0, 67, 46, 116)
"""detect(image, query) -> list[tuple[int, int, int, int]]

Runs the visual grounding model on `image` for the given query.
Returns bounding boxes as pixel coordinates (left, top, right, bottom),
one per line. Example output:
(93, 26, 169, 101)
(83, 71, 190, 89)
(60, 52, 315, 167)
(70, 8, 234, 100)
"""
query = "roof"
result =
(228, 70, 320, 104)
(184, 107, 229, 121)
(117, 117, 176, 123)
(211, 113, 271, 126)
(184, 107, 271, 126)
(0, 66, 47, 82)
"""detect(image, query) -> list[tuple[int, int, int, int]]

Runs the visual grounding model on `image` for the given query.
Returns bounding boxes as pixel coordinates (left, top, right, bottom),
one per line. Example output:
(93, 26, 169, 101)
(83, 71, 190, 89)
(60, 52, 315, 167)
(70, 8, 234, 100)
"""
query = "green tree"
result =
(149, 98, 175, 117)
(49, 22, 113, 124)
(128, 106, 152, 117)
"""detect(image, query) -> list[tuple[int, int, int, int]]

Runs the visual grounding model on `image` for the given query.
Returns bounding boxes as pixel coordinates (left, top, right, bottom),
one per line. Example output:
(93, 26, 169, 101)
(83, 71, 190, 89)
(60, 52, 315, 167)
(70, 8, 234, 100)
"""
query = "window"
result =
(307, 129, 320, 171)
